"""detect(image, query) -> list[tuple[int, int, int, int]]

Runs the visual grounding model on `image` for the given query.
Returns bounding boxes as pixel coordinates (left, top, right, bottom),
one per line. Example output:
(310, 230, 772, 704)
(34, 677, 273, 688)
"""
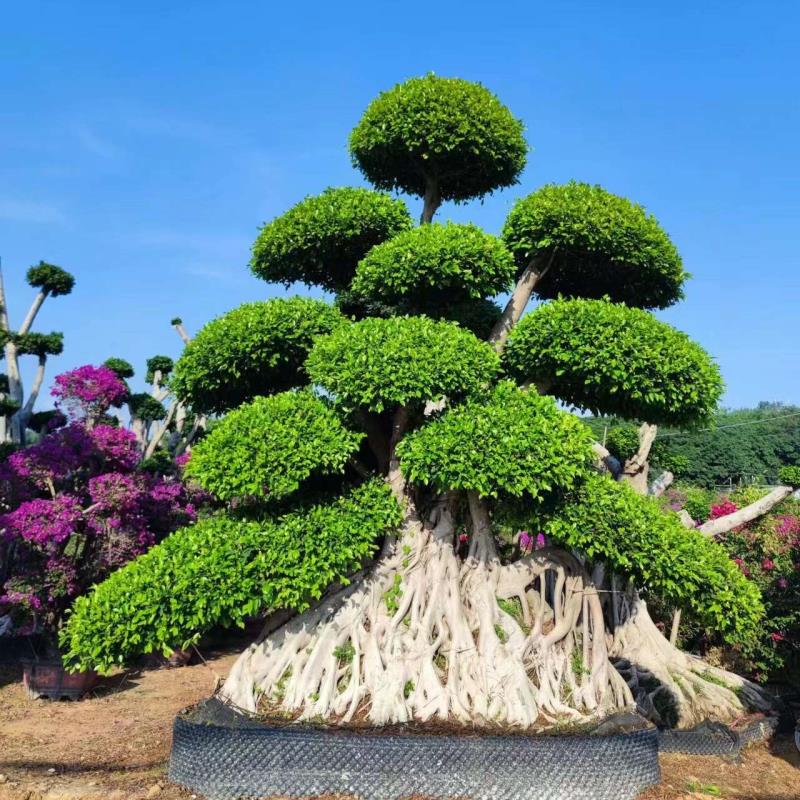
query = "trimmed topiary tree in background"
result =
(63, 74, 794, 730)
(0, 260, 75, 444)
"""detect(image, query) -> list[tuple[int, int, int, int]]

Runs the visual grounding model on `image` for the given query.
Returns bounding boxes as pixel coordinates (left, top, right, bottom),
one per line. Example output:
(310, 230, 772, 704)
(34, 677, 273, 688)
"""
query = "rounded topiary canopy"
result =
(398, 381, 593, 499)
(250, 187, 413, 292)
(146, 355, 174, 383)
(128, 393, 168, 422)
(14, 332, 64, 357)
(103, 357, 135, 380)
(171, 298, 344, 414)
(185, 390, 363, 502)
(306, 316, 500, 412)
(504, 298, 723, 427)
(26, 261, 75, 296)
(349, 75, 527, 202)
(503, 182, 687, 309)
(537, 474, 762, 641)
(351, 222, 515, 303)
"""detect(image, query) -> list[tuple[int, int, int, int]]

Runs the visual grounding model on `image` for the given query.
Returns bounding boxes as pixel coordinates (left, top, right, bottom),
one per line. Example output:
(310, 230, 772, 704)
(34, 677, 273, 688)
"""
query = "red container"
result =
(22, 659, 97, 700)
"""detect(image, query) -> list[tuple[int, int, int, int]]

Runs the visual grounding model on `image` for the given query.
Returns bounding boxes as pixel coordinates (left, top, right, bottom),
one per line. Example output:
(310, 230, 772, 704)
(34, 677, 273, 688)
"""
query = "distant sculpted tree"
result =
(0, 260, 75, 443)
(65, 75, 796, 730)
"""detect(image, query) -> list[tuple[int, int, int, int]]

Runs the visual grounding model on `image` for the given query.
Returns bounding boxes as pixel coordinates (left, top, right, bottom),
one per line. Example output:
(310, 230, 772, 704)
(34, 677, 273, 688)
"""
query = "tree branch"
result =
(358, 410, 390, 473)
(621, 422, 658, 494)
(144, 399, 179, 459)
(0, 260, 10, 333)
(696, 486, 794, 537)
(649, 470, 674, 497)
(420, 178, 441, 224)
(387, 406, 410, 502)
(489, 251, 555, 353)
(592, 441, 622, 478)
(18, 290, 49, 336)
(173, 321, 191, 344)
(20, 355, 47, 418)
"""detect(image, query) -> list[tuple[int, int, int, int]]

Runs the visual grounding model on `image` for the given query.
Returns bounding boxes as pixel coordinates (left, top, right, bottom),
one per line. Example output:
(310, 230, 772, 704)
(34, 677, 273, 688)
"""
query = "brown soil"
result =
(0, 646, 797, 800)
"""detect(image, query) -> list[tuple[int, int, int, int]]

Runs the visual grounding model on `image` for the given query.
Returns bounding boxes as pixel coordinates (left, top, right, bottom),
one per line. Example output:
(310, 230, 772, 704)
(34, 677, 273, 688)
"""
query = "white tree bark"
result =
(489, 252, 555, 352)
(697, 486, 793, 537)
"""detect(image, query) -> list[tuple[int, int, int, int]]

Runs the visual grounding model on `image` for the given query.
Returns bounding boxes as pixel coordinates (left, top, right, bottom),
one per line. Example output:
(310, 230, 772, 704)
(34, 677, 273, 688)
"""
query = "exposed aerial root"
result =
(220, 495, 633, 728)
(608, 589, 774, 728)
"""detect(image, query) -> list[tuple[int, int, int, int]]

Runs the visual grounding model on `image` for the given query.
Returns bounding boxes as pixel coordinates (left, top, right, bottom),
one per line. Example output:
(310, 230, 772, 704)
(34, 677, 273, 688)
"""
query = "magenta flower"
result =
(762, 558, 775, 571)
(89, 426, 139, 471)
(0, 495, 82, 547)
(709, 500, 737, 520)
(519, 530, 532, 551)
(52, 364, 128, 421)
(535, 533, 547, 550)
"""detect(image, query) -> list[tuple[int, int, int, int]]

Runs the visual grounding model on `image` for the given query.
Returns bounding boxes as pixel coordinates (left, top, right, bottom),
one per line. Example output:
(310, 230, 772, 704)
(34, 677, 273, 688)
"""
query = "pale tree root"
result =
(608, 592, 774, 728)
(220, 497, 634, 728)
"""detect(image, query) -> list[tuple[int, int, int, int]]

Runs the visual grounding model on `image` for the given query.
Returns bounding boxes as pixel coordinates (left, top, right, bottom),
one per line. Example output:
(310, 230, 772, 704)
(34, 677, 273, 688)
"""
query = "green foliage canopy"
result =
(61, 481, 403, 673)
(529, 474, 763, 641)
(503, 182, 686, 309)
(171, 298, 345, 414)
(779, 465, 800, 487)
(103, 357, 135, 380)
(349, 75, 527, 202)
(26, 261, 75, 296)
(250, 187, 412, 292)
(351, 222, 515, 304)
(399, 382, 593, 499)
(306, 316, 500, 412)
(146, 355, 174, 383)
(128, 393, 167, 422)
(504, 298, 724, 427)
(13, 332, 64, 357)
(185, 391, 363, 502)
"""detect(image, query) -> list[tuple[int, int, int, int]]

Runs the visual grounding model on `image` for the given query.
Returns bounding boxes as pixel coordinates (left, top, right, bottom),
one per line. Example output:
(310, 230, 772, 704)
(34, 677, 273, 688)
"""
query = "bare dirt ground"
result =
(0, 645, 797, 800)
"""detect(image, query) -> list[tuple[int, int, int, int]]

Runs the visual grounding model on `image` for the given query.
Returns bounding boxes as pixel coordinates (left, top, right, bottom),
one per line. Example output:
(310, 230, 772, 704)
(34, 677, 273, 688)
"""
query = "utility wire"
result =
(658, 410, 800, 439)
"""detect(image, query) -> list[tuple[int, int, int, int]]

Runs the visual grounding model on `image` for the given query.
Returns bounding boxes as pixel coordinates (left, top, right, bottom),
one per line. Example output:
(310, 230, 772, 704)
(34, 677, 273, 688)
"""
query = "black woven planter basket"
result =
(169, 699, 661, 800)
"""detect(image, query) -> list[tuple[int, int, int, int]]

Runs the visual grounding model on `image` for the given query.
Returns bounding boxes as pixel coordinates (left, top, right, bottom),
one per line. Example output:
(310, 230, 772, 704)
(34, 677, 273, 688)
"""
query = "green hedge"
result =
(60, 481, 403, 673)
(185, 390, 363, 501)
(540, 475, 763, 641)
(504, 298, 724, 427)
(399, 382, 593, 500)
(306, 316, 500, 413)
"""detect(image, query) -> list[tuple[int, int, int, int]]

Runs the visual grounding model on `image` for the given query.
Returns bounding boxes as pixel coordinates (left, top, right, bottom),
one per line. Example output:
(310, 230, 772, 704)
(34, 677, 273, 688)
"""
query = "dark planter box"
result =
(22, 659, 97, 700)
(169, 699, 661, 800)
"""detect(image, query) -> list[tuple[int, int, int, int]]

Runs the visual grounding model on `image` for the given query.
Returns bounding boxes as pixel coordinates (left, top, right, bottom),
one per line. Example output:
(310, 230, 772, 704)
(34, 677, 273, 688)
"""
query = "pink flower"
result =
(777, 577, 789, 589)
(519, 531, 532, 551)
(458, 532, 468, 543)
(761, 558, 775, 571)
(535, 533, 547, 550)
(52, 364, 128, 421)
(771, 632, 785, 642)
(709, 500, 738, 520)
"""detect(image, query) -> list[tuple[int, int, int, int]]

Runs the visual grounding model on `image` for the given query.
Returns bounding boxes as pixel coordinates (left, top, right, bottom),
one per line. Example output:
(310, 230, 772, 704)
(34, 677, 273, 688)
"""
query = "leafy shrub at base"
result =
(60, 480, 403, 673)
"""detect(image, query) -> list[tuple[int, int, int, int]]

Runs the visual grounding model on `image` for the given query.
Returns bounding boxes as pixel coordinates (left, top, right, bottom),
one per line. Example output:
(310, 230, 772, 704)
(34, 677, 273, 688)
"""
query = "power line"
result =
(658, 410, 800, 439)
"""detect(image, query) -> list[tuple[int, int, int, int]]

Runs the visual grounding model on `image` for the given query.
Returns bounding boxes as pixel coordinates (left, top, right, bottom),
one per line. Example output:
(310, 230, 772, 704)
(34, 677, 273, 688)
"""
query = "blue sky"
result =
(1, 1, 798, 410)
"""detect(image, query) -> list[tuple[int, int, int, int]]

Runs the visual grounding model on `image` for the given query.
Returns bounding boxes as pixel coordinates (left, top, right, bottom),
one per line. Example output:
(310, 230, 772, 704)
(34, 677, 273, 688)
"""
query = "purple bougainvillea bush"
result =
(0, 365, 203, 650)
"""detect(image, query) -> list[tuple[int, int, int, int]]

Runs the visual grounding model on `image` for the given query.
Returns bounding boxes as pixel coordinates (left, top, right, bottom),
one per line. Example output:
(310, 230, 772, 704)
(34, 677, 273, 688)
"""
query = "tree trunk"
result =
(621, 423, 657, 495)
(420, 179, 441, 225)
(697, 486, 793, 537)
(609, 590, 772, 727)
(489, 253, 555, 353)
(221, 490, 632, 726)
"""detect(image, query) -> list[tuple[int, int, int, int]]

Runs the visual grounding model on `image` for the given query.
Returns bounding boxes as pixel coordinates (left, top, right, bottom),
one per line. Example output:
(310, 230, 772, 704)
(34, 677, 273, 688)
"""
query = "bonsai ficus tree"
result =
(63, 75, 796, 729)
(0, 260, 74, 443)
